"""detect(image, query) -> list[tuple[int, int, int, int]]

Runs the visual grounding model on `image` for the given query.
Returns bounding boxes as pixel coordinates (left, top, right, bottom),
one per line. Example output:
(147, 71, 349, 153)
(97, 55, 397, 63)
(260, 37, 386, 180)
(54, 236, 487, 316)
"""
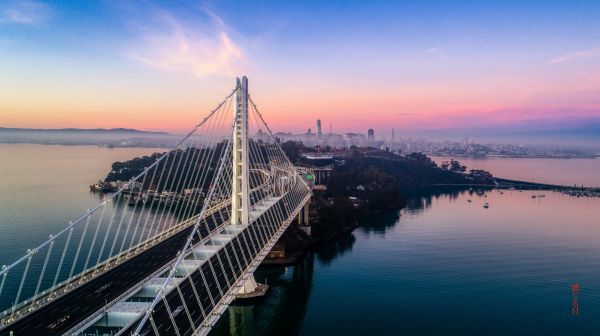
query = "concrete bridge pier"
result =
(297, 202, 311, 236)
(235, 275, 268, 301)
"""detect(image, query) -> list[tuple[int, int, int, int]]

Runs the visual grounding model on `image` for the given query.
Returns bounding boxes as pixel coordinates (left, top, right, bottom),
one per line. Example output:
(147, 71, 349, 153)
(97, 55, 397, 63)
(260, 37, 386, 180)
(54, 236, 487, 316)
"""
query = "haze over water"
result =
(432, 156, 600, 188)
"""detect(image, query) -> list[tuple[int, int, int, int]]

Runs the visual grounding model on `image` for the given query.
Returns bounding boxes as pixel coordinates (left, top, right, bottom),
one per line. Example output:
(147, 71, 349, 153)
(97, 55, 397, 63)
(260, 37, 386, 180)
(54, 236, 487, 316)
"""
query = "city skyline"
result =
(1, 0, 600, 142)
(2, 116, 599, 150)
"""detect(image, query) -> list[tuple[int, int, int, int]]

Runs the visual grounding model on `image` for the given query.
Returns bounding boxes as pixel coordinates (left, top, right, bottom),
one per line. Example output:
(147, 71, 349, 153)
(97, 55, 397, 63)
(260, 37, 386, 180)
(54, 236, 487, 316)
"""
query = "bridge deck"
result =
(122, 183, 309, 336)
(0, 77, 313, 336)
(0, 210, 228, 336)
(0, 182, 309, 336)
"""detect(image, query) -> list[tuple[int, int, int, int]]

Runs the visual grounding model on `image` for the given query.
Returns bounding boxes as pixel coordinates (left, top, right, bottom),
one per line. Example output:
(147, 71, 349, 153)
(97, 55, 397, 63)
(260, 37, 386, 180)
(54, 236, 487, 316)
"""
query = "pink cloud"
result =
(127, 9, 244, 77)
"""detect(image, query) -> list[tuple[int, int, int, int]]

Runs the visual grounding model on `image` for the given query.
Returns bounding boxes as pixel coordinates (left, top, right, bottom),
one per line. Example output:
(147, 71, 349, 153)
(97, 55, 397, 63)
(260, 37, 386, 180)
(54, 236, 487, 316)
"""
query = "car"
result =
(172, 305, 185, 317)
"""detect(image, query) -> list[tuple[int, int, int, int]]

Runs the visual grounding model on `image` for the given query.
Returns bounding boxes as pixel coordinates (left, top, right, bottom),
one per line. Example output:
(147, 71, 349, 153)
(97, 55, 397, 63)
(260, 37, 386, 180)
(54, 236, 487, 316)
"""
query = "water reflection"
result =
(358, 211, 399, 236)
(212, 187, 600, 335)
(401, 186, 476, 214)
(315, 233, 356, 265)
(211, 255, 314, 336)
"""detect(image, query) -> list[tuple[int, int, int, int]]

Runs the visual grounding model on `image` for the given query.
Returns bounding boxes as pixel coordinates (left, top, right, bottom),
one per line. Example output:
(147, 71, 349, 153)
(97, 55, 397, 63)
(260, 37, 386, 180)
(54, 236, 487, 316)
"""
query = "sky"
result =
(1, 0, 600, 143)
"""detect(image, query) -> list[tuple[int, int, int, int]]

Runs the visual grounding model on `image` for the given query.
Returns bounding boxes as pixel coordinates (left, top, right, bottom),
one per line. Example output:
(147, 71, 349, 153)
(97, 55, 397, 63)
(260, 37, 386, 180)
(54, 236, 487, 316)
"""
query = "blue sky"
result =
(1, 0, 599, 143)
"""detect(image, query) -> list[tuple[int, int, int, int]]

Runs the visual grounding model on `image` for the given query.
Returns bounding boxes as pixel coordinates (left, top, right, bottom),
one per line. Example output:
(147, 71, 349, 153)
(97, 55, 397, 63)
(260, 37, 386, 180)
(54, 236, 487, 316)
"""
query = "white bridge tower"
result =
(231, 76, 250, 226)
(231, 76, 267, 299)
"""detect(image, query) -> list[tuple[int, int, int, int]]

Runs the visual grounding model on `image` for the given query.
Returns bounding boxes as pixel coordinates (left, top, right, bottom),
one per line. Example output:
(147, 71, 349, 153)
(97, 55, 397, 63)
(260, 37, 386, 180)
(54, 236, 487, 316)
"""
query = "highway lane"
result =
(0, 210, 229, 336)
(1, 180, 306, 336)
(125, 214, 275, 335)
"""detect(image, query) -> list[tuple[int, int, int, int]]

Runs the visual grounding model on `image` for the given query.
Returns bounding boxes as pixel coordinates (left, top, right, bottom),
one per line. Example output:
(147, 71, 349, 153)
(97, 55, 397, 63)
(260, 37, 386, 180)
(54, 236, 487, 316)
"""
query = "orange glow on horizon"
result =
(2, 67, 599, 133)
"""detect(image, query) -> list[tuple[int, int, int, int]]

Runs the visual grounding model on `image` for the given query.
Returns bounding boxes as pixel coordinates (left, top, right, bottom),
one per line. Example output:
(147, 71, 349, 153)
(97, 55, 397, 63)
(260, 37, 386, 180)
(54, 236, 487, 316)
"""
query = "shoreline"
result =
(261, 181, 600, 267)
(1, 142, 597, 159)
(431, 154, 598, 160)
(261, 201, 404, 266)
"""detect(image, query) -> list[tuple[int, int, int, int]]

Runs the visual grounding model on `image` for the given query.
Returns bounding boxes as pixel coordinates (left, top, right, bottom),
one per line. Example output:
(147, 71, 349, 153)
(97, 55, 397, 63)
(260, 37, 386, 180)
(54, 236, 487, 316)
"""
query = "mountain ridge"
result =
(0, 127, 169, 135)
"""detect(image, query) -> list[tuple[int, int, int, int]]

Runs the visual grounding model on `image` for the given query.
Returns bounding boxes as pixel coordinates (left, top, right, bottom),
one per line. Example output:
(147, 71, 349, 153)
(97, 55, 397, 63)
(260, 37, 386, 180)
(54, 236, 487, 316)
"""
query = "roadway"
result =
(0, 210, 228, 336)
(0, 179, 308, 336)
(122, 181, 308, 336)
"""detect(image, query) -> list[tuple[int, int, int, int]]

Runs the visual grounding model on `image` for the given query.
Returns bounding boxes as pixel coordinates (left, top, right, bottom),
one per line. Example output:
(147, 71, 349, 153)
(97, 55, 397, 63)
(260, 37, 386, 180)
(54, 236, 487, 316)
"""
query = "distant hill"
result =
(0, 127, 169, 135)
(0, 127, 176, 148)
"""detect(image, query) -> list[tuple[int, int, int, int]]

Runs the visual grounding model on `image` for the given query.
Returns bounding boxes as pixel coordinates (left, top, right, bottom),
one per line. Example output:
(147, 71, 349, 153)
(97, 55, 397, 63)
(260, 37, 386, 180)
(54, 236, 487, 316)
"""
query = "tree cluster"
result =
(440, 159, 467, 173)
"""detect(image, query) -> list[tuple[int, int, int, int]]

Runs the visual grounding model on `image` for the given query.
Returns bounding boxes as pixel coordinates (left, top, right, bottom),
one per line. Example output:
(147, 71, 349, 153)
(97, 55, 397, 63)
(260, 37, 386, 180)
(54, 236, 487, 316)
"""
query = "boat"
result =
(467, 199, 472, 203)
(483, 202, 489, 209)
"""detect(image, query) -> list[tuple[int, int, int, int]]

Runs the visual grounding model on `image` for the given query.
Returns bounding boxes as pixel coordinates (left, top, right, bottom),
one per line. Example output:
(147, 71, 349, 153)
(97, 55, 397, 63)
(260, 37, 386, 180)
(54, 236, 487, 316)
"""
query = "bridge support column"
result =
(298, 203, 311, 236)
(231, 76, 250, 227)
(235, 274, 268, 301)
(303, 203, 309, 226)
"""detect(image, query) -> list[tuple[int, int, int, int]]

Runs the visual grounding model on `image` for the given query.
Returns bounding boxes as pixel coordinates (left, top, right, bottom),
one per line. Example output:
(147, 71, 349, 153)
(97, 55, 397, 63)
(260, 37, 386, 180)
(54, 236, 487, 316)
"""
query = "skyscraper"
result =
(316, 119, 322, 138)
(367, 129, 375, 142)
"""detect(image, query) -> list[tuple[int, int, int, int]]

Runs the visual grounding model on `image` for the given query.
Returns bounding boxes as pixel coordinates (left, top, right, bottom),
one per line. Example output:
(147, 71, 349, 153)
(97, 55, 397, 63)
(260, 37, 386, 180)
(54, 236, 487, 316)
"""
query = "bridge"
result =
(0, 77, 313, 335)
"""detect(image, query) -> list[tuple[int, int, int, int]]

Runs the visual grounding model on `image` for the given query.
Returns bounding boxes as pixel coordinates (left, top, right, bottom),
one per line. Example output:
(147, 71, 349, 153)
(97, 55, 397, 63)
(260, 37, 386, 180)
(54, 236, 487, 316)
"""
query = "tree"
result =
(449, 159, 467, 173)
(406, 152, 438, 169)
(280, 141, 303, 162)
(469, 169, 493, 179)
(440, 161, 450, 170)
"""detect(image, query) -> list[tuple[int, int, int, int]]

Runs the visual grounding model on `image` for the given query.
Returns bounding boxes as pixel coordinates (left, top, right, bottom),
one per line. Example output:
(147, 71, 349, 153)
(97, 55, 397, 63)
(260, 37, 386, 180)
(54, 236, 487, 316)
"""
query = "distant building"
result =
(367, 129, 375, 142)
(305, 128, 316, 147)
(317, 119, 322, 139)
(343, 133, 366, 147)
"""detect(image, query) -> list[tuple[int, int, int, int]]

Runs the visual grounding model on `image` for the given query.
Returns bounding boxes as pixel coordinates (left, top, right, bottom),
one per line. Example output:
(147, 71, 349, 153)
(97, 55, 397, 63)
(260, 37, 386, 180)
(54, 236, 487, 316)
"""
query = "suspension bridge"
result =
(0, 77, 313, 335)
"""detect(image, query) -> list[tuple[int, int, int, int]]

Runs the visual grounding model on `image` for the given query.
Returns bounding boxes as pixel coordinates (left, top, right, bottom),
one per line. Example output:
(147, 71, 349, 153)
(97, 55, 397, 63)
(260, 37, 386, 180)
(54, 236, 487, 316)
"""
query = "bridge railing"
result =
(1, 77, 314, 336)
(0, 90, 237, 327)
(127, 90, 313, 336)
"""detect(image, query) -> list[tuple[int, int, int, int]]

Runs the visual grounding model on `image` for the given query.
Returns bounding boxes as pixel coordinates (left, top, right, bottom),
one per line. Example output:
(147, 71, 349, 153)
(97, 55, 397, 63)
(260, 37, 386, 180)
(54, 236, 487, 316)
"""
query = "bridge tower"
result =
(0, 75, 313, 335)
(231, 76, 267, 299)
(231, 76, 250, 226)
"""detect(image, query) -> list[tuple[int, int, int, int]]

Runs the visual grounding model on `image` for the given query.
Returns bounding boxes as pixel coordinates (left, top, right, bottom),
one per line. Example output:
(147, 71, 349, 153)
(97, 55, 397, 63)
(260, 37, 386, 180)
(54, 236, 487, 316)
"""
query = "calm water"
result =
(0, 144, 162, 264)
(2, 144, 600, 335)
(432, 156, 600, 188)
(212, 189, 600, 335)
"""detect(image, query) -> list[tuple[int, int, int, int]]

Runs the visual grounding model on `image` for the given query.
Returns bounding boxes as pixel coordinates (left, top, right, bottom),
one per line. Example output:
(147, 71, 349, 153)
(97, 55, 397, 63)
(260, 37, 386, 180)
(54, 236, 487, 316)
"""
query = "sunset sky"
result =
(1, 0, 599, 141)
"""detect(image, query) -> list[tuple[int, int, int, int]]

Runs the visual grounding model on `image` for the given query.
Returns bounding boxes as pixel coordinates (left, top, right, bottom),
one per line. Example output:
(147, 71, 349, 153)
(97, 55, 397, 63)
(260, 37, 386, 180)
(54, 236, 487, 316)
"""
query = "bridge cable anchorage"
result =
(0, 77, 311, 335)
